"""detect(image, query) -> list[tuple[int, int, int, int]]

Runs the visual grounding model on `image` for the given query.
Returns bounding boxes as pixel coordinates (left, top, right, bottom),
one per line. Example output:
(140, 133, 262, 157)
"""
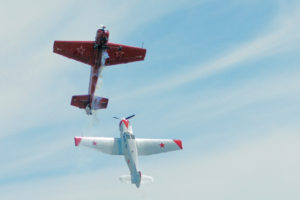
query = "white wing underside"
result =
(77, 136, 122, 155)
(135, 138, 182, 156)
(75, 137, 182, 156)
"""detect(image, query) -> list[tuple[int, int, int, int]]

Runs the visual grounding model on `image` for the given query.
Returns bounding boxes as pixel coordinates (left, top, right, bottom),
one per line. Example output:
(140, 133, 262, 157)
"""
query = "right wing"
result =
(74, 136, 122, 155)
(53, 41, 94, 65)
(136, 138, 183, 156)
(105, 43, 146, 66)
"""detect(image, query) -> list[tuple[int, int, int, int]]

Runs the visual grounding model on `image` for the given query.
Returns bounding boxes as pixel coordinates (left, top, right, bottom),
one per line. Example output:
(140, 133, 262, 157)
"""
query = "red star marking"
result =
(93, 141, 97, 146)
(76, 45, 85, 56)
(114, 51, 124, 58)
(160, 143, 165, 148)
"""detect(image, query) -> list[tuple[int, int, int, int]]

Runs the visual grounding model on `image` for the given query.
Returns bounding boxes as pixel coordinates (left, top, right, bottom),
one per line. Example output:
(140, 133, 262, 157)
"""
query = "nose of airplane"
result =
(120, 118, 129, 128)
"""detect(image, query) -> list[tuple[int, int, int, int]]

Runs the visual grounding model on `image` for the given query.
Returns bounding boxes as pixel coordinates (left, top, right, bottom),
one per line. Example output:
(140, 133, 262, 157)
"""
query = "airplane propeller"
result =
(113, 114, 135, 120)
(126, 114, 135, 120)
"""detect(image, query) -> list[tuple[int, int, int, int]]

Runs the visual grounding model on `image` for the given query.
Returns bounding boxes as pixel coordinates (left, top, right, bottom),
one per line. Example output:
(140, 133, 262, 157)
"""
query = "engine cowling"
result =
(95, 27, 109, 46)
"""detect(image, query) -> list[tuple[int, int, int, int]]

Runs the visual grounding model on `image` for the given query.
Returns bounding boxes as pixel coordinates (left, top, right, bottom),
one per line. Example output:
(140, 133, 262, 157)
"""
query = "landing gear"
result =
(85, 104, 92, 115)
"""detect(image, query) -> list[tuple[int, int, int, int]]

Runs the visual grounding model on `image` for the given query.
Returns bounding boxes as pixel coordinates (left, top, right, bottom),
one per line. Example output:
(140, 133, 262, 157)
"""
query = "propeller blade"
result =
(126, 114, 135, 120)
(113, 117, 119, 119)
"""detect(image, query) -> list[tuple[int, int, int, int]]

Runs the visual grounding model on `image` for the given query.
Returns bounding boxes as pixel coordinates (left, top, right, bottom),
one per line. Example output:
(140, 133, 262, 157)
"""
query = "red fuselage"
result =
(88, 29, 110, 103)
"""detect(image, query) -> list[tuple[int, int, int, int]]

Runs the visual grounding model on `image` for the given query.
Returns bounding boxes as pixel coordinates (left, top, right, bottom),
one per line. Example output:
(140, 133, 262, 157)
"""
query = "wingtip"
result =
(173, 139, 183, 149)
(74, 136, 82, 146)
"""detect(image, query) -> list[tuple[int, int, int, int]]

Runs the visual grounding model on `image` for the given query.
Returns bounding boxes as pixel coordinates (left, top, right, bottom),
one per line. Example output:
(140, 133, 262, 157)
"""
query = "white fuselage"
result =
(119, 118, 141, 187)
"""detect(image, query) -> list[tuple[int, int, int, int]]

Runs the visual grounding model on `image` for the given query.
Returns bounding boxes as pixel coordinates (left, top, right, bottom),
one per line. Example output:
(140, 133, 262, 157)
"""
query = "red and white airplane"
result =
(53, 26, 146, 115)
(74, 115, 183, 188)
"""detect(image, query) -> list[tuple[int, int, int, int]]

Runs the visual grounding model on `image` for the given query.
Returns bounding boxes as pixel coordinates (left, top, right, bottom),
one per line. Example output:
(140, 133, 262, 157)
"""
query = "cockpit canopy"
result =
(123, 133, 135, 139)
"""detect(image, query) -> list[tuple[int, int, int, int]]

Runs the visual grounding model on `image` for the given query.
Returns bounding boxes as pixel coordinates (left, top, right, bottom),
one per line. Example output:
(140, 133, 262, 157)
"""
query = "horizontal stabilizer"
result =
(92, 96, 109, 109)
(119, 175, 131, 184)
(71, 95, 108, 110)
(119, 175, 154, 184)
(141, 175, 154, 184)
(71, 95, 90, 109)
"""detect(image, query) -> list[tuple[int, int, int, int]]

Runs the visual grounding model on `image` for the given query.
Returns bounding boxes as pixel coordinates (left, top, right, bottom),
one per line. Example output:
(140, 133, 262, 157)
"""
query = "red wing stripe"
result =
(173, 139, 183, 149)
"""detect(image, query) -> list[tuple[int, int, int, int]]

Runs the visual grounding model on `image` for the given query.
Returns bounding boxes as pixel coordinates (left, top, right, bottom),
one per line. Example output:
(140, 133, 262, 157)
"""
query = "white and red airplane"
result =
(74, 115, 183, 188)
(53, 26, 146, 115)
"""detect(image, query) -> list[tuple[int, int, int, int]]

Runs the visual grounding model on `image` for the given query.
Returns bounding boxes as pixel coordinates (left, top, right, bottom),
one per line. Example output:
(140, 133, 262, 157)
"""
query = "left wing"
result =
(53, 41, 94, 65)
(74, 136, 122, 155)
(135, 138, 183, 156)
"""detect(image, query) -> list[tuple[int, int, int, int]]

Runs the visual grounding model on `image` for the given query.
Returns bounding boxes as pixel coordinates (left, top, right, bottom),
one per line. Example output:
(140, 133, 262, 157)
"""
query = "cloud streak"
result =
(0, 0, 204, 138)
(1, 1, 300, 200)
(115, 6, 300, 101)
(1, 128, 299, 200)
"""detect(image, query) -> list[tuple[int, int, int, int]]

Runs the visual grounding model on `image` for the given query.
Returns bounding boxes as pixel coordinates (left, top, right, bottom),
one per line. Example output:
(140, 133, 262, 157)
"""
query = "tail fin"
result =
(71, 95, 108, 110)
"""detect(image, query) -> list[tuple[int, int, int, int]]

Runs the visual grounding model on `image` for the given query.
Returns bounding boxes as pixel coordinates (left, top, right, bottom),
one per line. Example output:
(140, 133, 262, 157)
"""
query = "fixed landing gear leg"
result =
(85, 104, 92, 115)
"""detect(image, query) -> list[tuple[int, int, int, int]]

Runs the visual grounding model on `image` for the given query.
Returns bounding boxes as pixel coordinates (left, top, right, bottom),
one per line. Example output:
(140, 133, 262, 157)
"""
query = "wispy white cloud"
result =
(0, 0, 204, 138)
(146, 129, 300, 200)
(2, 55, 298, 182)
(115, 6, 300, 101)
(166, 67, 300, 126)
(0, 131, 70, 180)
(0, 0, 209, 185)
(1, 1, 300, 200)
(0, 0, 74, 55)
(1, 128, 299, 200)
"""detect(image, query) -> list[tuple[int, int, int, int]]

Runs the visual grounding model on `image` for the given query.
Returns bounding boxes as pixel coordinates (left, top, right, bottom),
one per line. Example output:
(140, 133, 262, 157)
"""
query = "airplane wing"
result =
(53, 41, 146, 66)
(105, 43, 146, 66)
(74, 136, 122, 155)
(53, 41, 94, 65)
(135, 138, 183, 156)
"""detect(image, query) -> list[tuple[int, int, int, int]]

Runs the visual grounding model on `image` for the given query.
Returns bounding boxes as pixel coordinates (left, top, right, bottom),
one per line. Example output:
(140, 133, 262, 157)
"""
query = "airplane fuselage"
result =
(119, 118, 141, 187)
(87, 27, 109, 114)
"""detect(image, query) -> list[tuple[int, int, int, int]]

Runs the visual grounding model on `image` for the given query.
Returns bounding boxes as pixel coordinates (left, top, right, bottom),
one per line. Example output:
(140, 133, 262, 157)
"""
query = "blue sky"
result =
(1, 0, 300, 199)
